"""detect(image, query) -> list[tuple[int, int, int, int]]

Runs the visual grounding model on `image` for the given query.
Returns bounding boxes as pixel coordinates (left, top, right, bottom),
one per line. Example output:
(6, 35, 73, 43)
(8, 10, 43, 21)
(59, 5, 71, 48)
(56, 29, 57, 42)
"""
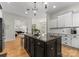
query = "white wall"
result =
(2, 11, 32, 41)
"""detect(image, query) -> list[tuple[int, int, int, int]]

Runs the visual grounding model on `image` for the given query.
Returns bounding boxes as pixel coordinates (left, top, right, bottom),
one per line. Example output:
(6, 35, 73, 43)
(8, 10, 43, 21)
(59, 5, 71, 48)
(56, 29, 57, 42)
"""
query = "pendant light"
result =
(44, 2, 47, 9)
(32, 2, 38, 16)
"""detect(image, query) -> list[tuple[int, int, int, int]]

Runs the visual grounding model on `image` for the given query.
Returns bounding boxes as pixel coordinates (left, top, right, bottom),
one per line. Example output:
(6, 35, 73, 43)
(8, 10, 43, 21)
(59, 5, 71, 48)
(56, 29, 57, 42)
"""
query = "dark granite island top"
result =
(24, 34, 61, 42)
(24, 34, 62, 57)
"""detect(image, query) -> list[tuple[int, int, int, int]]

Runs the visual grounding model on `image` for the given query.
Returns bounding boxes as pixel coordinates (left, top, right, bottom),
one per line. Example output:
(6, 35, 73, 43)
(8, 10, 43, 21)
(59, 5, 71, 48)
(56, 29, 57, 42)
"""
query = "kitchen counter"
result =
(24, 34, 62, 57)
(47, 36, 61, 41)
(25, 34, 61, 42)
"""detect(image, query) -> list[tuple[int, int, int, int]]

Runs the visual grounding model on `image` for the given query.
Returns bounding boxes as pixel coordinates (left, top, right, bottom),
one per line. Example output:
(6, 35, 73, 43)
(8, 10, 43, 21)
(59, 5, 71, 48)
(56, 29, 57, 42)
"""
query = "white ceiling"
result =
(47, 2, 79, 15)
(1, 2, 79, 18)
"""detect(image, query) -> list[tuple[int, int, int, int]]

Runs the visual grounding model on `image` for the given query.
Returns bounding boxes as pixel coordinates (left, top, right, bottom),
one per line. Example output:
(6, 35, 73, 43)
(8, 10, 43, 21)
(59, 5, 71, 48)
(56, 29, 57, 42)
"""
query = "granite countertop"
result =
(24, 34, 61, 42)
(24, 33, 40, 39)
(47, 36, 61, 41)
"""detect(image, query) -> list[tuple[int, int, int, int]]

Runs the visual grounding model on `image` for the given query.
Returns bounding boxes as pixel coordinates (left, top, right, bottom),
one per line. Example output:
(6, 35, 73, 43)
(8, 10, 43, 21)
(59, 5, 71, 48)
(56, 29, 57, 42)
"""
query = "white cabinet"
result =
(58, 15, 65, 27)
(50, 18, 58, 28)
(77, 28, 79, 34)
(58, 12, 72, 27)
(62, 35, 79, 48)
(72, 36, 79, 48)
(73, 13, 79, 27)
(63, 28, 71, 34)
(50, 29, 58, 34)
(64, 12, 72, 27)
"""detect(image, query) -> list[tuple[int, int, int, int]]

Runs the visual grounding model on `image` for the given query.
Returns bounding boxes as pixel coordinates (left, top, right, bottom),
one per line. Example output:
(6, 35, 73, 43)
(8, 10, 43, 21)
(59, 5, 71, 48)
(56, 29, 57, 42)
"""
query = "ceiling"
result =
(47, 2, 79, 15)
(1, 2, 79, 18)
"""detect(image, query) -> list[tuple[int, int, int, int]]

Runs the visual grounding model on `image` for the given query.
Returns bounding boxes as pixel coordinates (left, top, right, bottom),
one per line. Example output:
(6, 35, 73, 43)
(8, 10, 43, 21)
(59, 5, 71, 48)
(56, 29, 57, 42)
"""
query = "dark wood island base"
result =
(24, 34, 62, 57)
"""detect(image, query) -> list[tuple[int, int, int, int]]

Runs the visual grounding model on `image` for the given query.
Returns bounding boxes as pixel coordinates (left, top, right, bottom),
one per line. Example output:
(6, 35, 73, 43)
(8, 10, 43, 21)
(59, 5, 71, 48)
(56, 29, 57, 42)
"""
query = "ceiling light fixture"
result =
(44, 2, 47, 5)
(25, 11, 28, 15)
(44, 2, 48, 9)
(53, 5, 56, 8)
(33, 10, 36, 13)
(32, 2, 38, 16)
(25, 9, 30, 15)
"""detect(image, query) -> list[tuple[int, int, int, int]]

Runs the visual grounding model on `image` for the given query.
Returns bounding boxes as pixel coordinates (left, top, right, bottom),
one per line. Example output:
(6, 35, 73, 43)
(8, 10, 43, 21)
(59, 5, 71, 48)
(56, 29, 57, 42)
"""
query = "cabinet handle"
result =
(51, 48, 53, 50)
(37, 42, 40, 45)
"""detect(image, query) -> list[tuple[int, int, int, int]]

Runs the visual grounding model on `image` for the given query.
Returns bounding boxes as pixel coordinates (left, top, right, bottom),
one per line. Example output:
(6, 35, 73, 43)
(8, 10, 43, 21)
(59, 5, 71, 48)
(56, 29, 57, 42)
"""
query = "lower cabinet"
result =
(0, 40, 2, 52)
(24, 35, 61, 57)
(24, 36, 30, 51)
(46, 37, 62, 57)
(34, 39, 45, 57)
(72, 36, 79, 48)
(46, 40, 56, 57)
(29, 38, 35, 56)
(34, 45, 45, 57)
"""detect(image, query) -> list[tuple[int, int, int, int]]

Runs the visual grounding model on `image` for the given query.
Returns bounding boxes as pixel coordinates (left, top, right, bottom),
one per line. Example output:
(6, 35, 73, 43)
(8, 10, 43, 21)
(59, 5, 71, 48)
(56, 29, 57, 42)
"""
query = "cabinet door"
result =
(64, 12, 72, 27)
(46, 40, 56, 57)
(24, 37, 27, 50)
(72, 36, 79, 48)
(34, 40, 45, 57)
(58, 12, 72, 27)
(77, 28, 79, 34)
(73, 13, 79, 27)
(34, 45, 45, 57)
(46, 46, 55, 57)
(29, 38, 34, 57)
(62, 28, 71, 34)
(0, 40, 2, 52)
(50, 18, 58, 28)
(58, 15, 65, 27)
(25, 37, 30, 51)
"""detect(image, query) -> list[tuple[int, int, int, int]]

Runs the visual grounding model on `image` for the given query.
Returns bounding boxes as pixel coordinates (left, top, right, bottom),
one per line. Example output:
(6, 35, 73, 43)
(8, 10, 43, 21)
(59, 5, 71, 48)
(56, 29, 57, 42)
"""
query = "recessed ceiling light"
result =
(53, 5, 56, 8)
(25, 11, 28, 15)
(44, 2, 47, 5)
(33, 10, 36, 13)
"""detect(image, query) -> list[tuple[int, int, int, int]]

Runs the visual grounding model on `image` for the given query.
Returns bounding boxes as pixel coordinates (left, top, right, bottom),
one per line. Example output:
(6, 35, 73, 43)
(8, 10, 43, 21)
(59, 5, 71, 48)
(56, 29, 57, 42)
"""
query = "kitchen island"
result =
(24, 34, 62, 57)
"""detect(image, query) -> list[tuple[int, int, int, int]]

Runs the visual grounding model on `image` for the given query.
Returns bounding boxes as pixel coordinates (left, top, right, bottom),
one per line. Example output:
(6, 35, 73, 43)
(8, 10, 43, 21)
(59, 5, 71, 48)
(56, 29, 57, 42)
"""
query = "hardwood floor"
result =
(62, 44, 79, 57)
(3, 36, 29, 57)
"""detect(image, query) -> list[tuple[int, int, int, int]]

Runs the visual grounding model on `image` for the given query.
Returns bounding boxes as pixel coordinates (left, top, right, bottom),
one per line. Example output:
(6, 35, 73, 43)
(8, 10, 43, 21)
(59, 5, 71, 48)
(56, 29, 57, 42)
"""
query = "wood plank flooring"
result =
(62, 45, 79, 57)
(3, 36, 29, 57)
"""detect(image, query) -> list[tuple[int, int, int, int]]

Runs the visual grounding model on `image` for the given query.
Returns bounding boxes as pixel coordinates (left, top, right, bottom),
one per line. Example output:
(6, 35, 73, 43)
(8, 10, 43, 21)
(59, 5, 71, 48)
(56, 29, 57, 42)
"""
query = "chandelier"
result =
(32, 2, 38, 16)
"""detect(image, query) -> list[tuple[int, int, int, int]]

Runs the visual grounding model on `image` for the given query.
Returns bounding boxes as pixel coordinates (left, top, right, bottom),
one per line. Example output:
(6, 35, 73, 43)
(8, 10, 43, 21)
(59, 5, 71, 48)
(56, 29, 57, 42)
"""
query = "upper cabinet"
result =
(64, 12, 72, 27)
(73, 13, 79, 27)
(58, 14, 65, 27)
(58, 12, 72, 27)
(50, 18, 58, 28)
